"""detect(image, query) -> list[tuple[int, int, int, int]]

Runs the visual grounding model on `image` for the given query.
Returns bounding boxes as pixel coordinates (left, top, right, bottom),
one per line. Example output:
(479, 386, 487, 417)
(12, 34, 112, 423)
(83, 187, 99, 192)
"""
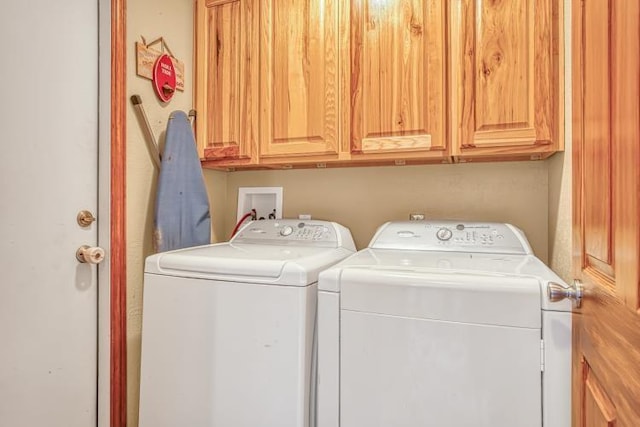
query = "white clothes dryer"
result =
(317, 221, 572, 427)
(139, 219, 355, 427)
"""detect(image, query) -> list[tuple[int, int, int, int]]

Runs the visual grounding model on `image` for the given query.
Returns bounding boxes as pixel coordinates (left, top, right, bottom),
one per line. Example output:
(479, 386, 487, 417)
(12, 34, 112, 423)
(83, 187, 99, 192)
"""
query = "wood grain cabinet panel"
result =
(346, 0, 447, 162)
(452, 0, 561, 160)
(257, 0, 341, 164)
(195, 0, 257, 168)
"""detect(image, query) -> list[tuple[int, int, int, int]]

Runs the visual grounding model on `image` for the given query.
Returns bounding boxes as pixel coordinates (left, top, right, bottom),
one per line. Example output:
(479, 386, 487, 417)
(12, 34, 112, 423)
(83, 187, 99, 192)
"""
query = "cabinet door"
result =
(346, 0, 447, 162)
(257, 0, 341, 163)
(572, 0, 640, 425)
(195, 0, 257, 167)
(453, 0, 561, 160)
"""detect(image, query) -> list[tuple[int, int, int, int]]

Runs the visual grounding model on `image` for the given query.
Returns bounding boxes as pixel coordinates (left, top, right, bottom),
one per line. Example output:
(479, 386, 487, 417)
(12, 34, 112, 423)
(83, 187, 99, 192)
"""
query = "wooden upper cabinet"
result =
(195, 0, 257, 167)
(451, 0, 562, 160)
(194, 0, 563, 169)
(257, 0, 341, 163)
(346, 0, 447, 162)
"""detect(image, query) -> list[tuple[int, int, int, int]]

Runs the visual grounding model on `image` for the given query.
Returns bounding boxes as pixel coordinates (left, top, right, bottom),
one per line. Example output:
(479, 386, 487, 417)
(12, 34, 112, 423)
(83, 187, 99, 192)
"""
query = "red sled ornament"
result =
(152, 53, 176, 102)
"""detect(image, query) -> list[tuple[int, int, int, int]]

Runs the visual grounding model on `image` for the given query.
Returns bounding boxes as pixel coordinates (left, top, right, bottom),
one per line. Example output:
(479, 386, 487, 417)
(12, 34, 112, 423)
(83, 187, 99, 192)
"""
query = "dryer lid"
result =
(338, 268, 542, 329)
(318, 248, 573, 312)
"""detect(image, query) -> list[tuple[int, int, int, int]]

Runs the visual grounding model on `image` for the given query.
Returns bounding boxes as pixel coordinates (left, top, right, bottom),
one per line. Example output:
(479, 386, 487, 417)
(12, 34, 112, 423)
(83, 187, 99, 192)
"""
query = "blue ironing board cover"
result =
(154, 111, 211, 252)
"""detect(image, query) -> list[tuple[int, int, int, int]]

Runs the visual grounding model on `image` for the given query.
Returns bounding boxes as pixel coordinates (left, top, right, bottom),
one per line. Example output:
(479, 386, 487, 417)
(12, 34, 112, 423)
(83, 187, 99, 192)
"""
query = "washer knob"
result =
(280, 225, 294, 236)
(436, 227, 453, 241)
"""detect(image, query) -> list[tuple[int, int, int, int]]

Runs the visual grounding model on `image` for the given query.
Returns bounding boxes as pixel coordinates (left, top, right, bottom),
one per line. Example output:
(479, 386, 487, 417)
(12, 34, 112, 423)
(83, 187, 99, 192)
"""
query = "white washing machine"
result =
(139, 219, 355, 427)
(317, 221, 572, 427)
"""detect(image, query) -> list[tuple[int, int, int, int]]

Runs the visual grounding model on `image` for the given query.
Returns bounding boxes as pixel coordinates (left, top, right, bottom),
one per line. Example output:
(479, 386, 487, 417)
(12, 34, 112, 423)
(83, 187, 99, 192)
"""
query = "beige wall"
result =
(548, 151, 572, 282)
(218, 162, 550, 261)
(126, 1, 196, 425)
(548, 0, 573, 283)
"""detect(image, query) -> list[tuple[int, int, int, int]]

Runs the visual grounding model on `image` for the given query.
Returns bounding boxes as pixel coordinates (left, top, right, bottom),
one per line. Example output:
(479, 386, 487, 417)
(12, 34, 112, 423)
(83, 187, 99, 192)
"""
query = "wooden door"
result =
(195, 0, 257, 168)
(452, 0, 561, 160)
(257, 0, 342, 165)
(572, 0, 640, 425)
(346, 0, 447, 163)
(0, 1, 100, 426)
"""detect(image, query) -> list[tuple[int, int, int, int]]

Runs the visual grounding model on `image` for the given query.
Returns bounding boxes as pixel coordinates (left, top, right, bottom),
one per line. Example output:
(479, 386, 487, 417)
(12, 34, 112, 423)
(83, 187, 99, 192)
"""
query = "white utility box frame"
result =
(237, 187, 283, 222)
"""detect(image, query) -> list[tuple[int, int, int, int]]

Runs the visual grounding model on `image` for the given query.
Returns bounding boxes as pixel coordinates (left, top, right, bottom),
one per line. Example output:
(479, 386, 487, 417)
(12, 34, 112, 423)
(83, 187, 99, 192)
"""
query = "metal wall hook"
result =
(131, 94, 161, 169)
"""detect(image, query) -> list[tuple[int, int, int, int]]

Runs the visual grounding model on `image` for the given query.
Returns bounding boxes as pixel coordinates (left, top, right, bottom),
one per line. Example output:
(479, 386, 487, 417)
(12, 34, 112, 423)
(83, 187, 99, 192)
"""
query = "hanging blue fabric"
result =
(154, 110, 211, 252)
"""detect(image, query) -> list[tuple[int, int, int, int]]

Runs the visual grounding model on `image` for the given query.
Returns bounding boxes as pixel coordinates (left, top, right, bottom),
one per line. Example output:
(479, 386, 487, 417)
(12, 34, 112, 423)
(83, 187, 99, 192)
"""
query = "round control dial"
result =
(436, 227, 453, 241)
(280, 225, 294, 236)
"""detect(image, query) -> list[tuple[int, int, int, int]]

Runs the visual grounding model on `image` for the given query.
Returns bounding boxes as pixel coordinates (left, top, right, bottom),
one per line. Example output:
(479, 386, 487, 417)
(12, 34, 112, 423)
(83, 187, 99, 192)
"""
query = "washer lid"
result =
(145, 242, 354, 286)
(339, 268, 542, 329)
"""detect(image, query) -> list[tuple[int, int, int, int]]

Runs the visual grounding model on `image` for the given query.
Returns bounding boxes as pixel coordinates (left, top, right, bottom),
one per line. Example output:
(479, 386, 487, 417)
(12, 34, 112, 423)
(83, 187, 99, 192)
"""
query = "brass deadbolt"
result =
(77, 210, 96, 227)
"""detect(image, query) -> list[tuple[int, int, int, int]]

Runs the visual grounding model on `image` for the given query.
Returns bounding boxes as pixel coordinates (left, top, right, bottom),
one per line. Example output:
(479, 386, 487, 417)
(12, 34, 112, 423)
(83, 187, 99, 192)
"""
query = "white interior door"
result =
(0, 1, 99, 426)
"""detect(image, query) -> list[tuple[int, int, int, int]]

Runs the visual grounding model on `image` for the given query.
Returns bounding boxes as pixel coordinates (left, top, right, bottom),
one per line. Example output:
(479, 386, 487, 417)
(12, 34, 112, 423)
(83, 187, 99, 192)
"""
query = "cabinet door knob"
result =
(547, 280, 584, 308)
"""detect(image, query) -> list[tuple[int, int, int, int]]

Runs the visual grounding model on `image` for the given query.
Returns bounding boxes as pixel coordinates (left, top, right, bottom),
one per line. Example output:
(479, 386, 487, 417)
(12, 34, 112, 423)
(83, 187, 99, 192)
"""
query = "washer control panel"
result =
(232, 219, 346, 247)
(369, 221, 533, 254)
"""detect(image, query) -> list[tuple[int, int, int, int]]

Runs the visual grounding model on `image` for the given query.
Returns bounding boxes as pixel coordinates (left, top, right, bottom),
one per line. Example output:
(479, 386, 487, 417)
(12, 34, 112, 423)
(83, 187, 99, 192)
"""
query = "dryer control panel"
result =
(232, 219, 356, 249)
(369, 221, 533, 254)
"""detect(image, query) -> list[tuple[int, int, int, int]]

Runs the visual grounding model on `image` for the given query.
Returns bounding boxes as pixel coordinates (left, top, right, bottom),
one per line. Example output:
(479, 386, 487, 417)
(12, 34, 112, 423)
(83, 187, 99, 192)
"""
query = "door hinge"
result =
(540, 339, 545, 372)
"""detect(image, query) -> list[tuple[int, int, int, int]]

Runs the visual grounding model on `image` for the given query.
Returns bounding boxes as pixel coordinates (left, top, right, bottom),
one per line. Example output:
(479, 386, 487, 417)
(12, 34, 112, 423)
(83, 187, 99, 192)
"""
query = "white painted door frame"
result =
(99, 1, 113, 425)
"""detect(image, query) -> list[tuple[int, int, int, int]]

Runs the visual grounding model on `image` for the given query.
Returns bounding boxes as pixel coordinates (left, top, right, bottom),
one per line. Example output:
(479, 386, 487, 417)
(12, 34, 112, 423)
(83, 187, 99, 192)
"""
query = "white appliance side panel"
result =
(139, 274, 314, 427)
(304, 283, 318, 427)
(317, 291, 340, 427)
(542, 311, 572, 427)
(340, 311, 542, 427)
